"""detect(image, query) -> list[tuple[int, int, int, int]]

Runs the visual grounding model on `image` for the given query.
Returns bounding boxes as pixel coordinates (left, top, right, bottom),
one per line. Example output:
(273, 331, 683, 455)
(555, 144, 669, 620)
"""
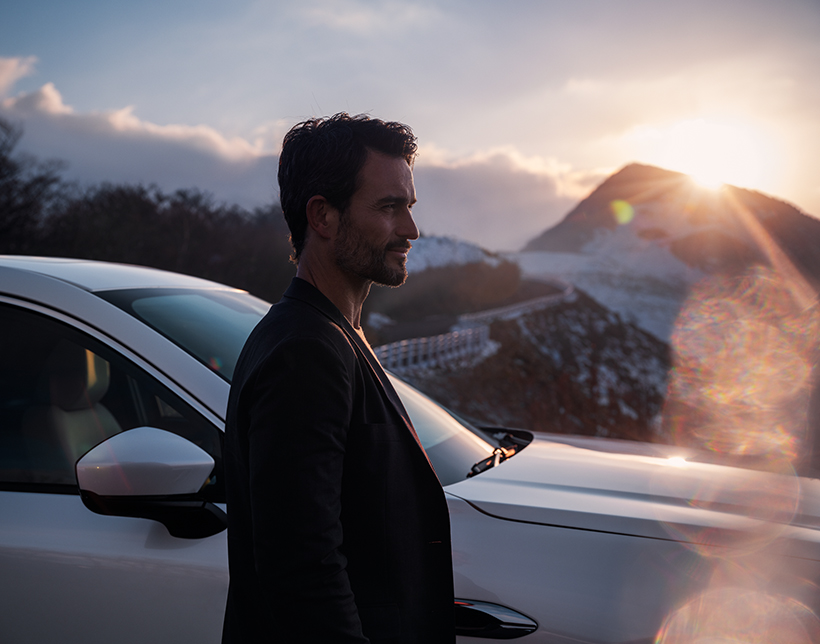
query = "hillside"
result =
(402, 287, 670, 440)
(368, 234, 671, 441)
(363, 236, 561, 344)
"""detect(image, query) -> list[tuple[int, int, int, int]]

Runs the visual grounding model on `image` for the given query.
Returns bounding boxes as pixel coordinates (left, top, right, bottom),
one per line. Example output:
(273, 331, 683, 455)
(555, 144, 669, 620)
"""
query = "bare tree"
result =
(0, 117, 63, 253)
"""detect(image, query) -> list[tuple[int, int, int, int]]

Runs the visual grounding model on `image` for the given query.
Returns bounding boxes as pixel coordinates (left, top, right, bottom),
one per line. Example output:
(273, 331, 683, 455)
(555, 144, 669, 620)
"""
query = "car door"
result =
(0, 302, 228, 644)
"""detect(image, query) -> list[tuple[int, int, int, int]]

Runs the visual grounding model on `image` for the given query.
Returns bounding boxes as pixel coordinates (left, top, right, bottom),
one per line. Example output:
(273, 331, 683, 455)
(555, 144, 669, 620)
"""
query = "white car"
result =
(1, 256, 818, 644)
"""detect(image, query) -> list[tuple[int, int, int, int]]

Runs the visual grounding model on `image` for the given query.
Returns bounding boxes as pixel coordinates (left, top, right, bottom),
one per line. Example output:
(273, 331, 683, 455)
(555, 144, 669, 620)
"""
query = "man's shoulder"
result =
(231, 278, 362, 392)
(246, 296, 347, 354)
(234, 291, 355, 381)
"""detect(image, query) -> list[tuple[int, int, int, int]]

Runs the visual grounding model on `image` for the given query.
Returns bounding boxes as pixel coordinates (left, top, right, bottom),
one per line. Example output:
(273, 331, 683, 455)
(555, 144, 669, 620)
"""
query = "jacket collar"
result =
(282, 276, 349, 329)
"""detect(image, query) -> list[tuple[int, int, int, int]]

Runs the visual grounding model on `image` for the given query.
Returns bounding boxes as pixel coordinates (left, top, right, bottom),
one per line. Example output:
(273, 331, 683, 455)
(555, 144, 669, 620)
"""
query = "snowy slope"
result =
(406, 236, 503, 273)
(513, 222, 703, 342)
(404, 286, 669, 439)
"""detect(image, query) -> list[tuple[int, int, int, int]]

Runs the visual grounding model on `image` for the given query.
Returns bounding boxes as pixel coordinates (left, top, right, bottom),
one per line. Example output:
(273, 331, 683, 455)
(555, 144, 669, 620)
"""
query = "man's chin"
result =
(373, 270, 408, 288)
(371, 261, 408, 287)
(370, 255, 408, 288)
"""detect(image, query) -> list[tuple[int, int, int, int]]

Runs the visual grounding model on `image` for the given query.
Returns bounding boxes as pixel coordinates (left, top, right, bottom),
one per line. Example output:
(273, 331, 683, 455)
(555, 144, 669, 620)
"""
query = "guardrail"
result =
(374, 325, 490, 371)
(374, 278, 574, 372)
(457, 281, 575, 326)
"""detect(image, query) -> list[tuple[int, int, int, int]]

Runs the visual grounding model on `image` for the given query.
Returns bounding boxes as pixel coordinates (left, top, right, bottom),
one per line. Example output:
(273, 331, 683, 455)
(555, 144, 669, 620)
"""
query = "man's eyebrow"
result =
(375, 195, 417, 206)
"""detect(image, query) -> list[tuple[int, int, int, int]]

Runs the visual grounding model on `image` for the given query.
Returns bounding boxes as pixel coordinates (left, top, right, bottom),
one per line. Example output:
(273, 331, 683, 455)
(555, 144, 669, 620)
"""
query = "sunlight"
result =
(629, 118, 775, 191)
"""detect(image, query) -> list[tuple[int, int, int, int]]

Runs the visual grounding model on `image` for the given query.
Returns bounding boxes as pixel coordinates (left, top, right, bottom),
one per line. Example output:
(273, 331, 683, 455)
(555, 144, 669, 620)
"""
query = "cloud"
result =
(413, 149, 602, 251)
(0, 56, 36, 98)
(1, 78, 279, 207)
(0, 66, 595, 251)
(6, 82, 72, 115)
(3, 82, 260, 159)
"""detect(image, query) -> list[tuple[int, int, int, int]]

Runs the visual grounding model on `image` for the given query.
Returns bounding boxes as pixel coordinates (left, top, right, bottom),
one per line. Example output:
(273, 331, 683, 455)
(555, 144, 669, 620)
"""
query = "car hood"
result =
(445, 435, 820, 554)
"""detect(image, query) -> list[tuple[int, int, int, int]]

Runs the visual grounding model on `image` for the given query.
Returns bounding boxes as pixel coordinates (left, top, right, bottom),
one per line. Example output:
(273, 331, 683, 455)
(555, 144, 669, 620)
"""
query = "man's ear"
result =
(305, 195, 338, 240)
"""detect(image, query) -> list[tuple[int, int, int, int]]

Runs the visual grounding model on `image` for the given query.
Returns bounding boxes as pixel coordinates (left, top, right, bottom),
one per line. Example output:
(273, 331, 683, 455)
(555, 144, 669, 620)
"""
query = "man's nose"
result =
(398, 207, 420, 240)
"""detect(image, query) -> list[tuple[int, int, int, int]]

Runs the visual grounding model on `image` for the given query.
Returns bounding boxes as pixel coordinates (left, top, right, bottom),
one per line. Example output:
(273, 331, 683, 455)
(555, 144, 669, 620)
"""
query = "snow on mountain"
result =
(406, 236, 503, 273)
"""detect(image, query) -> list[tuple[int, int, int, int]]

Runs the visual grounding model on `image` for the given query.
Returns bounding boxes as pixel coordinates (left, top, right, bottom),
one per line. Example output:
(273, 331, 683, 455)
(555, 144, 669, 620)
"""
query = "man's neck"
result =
(296, 259, 371, 329)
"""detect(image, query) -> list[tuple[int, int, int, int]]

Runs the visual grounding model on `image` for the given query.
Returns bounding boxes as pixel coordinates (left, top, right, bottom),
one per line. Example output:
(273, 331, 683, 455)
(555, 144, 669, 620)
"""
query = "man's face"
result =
(333, 149, 419, 287)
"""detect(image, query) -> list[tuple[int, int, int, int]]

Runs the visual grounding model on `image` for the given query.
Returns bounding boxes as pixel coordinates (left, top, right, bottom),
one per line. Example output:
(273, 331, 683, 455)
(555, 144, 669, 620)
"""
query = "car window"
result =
(99, 288, 270, 381)
(0, 304, 224, 501)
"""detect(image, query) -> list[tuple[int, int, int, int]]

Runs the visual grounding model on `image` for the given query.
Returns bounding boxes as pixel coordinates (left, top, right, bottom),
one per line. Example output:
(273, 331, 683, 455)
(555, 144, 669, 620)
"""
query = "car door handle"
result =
(454, 599, 537, 639)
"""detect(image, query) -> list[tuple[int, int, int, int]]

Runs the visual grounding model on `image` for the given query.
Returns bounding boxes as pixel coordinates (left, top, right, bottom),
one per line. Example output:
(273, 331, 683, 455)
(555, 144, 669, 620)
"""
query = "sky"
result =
(1, 0, 819, 251)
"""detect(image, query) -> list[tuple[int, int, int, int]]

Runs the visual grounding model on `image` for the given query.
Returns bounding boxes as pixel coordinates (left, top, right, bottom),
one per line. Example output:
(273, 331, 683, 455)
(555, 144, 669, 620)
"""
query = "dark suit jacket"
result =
(222, 278, 454, 644)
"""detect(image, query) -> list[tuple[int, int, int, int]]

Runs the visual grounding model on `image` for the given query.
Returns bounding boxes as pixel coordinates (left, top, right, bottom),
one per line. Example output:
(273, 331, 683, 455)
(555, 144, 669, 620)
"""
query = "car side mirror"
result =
(76, 427, 227, 539)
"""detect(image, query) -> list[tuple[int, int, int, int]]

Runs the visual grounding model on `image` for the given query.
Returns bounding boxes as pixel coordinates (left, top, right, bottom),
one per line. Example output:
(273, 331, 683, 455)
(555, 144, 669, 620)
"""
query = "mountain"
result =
(523, 163, 820, 269)
(515, 163, 820, 340)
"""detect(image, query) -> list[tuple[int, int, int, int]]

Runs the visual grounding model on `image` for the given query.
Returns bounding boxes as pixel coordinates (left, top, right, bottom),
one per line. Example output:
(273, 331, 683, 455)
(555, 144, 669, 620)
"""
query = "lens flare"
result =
(610, 199, 635, 225)
(651, 163, 820, 644)
(665, 266, 817, 463)
(653, 265, 819, 556)
(656, 588, 820, 644)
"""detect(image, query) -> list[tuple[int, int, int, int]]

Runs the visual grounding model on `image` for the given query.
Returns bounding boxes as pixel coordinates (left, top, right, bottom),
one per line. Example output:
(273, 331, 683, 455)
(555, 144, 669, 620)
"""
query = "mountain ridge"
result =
(522, 163, 820, 282)
(515, 163, 820, 341)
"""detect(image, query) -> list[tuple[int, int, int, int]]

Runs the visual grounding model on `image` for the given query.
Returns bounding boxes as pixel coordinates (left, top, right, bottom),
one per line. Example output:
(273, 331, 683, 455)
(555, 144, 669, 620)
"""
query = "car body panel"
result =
(447, 494, 703, 644)
(447, 437, 820, 552)
(0, 255, 224, 291)
(0, 491, 228, 643)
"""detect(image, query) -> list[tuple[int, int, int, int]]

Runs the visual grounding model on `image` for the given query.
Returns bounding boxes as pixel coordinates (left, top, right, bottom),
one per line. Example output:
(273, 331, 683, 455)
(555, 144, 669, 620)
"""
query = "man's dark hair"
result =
(277, 112, 417, 261)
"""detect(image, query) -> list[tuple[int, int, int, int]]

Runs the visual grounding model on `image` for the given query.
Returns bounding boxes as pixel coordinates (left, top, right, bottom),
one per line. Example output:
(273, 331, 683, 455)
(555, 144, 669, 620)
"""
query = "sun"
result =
(630, 118, 775, 191)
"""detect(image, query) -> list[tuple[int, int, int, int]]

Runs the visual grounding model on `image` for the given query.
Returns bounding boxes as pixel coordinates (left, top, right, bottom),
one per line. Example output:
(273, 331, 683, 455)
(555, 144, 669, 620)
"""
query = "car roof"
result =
(0, 256, 234, 292)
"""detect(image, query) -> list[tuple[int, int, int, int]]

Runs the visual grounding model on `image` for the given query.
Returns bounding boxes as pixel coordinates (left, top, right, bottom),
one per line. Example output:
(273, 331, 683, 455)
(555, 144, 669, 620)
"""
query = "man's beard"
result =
(333, 215, 410, 287)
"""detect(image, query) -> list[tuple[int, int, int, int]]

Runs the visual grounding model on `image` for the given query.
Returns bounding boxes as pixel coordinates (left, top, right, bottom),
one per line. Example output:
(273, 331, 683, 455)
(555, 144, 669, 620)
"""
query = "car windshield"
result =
(100, 287, 494, 484)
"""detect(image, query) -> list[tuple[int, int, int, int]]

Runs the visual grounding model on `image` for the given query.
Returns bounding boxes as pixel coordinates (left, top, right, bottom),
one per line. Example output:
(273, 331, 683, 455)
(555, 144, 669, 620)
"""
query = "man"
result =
(222, 113, 455, 644)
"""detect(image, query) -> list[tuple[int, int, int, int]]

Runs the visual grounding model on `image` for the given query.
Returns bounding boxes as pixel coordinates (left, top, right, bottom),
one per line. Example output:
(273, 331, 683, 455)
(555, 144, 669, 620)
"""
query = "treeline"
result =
(1, 117, 526, 328)
(0, 117, 295, 303)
